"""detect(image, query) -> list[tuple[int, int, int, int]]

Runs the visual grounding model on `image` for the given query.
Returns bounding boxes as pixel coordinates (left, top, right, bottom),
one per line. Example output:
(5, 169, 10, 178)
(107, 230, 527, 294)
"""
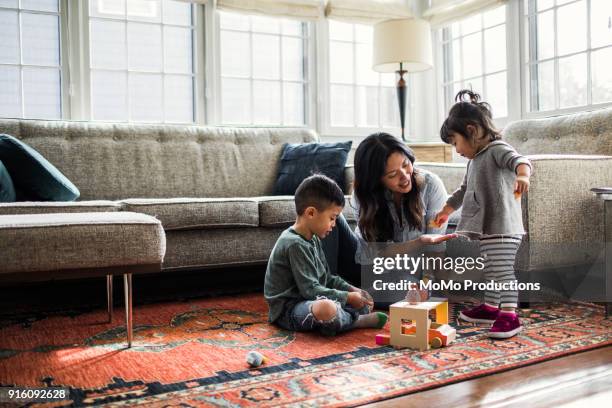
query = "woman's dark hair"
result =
(440, 89, 501, 145)
(353, 133, 424, 242)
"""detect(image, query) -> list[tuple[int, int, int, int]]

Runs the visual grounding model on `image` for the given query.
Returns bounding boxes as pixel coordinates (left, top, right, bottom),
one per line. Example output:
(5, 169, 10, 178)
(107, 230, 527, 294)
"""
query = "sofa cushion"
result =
(163, 228, 284, 270)
(120, 198, 259, 231)
(0, 212, 165, 275)
(257, 196, 356, 227)
(0, 200, 120, 216)
(0, 134, 80, 201)
(273, 141, 352, 195)
(0, 160, 16, 202)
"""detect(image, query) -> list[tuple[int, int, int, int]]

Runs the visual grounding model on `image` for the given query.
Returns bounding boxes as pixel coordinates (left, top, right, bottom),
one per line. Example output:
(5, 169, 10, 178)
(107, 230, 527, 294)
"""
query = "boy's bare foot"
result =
(353, 312, 388, 329)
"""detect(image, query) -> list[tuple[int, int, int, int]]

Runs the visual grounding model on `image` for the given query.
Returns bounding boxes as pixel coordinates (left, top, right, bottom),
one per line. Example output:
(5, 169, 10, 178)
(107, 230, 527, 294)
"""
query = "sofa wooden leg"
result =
(106, 275, 113, 323)
(124, 273, 133, 348)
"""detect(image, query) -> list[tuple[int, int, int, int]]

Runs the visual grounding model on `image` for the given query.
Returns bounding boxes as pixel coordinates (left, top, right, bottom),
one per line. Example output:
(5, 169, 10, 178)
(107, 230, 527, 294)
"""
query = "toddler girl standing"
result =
(434, 90, 531, 339)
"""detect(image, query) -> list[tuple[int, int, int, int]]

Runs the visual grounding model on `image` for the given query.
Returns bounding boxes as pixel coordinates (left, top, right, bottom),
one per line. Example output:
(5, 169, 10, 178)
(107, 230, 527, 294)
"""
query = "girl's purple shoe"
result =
(459, 303, 500, 324)
(488, 311, 523, 339)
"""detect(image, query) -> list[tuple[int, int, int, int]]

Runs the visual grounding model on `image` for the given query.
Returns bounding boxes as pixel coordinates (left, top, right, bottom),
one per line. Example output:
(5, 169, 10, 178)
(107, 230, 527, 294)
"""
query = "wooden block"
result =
(402, 323, 416, 334)
(389, 298, 450, 351)
(435, 301, 449, 325)
(375, 333, 390, 345)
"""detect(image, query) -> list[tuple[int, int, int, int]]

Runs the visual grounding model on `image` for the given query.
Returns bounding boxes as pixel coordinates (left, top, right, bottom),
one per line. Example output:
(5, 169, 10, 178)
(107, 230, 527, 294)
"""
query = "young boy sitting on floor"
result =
(264, 174, 388, 336)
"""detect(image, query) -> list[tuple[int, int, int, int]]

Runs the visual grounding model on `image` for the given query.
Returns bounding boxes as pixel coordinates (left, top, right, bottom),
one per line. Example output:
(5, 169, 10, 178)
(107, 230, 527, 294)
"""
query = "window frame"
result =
(64, 0, 203, 124)
(85, 0, 199, 124)
(209, 8, 315, 127)
(318, 18, 408, 140)
(436, 4, 515, 129)
(0, 0, 68, 120)
(520, 0, 612, 119)
(3, 0, 612, 139)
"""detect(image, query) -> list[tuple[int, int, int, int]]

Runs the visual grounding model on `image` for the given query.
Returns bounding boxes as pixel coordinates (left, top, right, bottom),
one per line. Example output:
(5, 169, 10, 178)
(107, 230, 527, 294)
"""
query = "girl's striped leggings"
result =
(480, 235, 523, 308)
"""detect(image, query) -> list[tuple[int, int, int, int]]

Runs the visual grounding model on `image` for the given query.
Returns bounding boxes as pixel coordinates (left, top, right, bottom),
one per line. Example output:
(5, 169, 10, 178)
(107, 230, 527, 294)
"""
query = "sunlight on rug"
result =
(1, 293, 610, 407)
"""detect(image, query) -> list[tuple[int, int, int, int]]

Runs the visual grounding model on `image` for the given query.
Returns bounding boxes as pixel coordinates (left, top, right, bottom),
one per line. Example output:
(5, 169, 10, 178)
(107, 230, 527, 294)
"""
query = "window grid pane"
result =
(328, 21, 401, 130)
(439, 5, 508, 119)
(89, 0, 195, 123)
(524, 0, 612, 113)
(21, 0, 58, 13)
(0, 3, 61, 119)
(0, 65, 22, 118)
(219, 10, 309, 126)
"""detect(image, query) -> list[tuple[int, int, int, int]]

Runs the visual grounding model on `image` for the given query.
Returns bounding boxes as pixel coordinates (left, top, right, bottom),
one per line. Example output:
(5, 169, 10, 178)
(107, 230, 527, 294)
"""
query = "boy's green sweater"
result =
(264, 227, 351, 323)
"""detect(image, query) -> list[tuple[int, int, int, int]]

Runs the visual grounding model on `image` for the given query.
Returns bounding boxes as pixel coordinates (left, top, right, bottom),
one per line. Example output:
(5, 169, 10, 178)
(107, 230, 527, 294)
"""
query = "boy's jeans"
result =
(275, 297, 370, 336)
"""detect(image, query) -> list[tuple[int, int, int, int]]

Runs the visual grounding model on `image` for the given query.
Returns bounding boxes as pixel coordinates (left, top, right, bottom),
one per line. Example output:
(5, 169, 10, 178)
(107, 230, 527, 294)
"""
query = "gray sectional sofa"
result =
(1, 107, 612, 286)
(0, 119, 356, 276)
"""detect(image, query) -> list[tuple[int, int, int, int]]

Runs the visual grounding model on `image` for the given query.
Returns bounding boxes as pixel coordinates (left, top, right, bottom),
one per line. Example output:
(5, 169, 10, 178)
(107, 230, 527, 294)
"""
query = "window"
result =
(524, 0, 612, 113)
(0, 0, 62, 119)
(218, 11, 310, 126)
(327, 20, 399, 133)
(439, 6, 508, 118)
(88, 0, 195, 123)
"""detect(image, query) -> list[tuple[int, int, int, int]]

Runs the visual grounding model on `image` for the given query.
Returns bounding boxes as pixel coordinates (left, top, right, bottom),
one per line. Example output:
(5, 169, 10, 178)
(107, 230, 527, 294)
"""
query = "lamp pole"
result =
(396, 61, 408, 142)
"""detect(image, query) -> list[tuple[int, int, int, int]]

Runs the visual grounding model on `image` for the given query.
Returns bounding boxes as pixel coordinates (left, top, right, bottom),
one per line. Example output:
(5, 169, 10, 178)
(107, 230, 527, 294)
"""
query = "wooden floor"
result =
(363, 345, 612, 408)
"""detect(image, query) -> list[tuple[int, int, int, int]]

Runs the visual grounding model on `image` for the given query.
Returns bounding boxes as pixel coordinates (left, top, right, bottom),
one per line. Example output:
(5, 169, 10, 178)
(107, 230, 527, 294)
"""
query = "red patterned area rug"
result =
(1, 293, 610, 407)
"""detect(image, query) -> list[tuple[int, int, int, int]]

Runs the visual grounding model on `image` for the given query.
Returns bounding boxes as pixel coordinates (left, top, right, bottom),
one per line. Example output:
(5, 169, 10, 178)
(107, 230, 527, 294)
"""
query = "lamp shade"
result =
(372, 18, 433, 73)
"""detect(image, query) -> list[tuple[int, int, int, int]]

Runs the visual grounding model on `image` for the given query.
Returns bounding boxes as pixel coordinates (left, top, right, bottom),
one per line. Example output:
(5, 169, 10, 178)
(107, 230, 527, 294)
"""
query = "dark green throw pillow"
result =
(273, 141, 352, 195)
(0, 160, 16, 202)
(0, 134, 80, 201)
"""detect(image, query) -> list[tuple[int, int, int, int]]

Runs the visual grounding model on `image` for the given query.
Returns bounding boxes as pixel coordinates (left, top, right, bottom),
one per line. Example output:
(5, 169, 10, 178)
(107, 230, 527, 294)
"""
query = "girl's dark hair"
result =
(354, 133, 424, 242)
(440, 89, 501, 144)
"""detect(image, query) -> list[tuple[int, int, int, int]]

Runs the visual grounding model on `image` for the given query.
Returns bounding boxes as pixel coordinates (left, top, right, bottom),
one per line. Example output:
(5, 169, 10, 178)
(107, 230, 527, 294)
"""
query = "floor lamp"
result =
(372, 19, 433, 142)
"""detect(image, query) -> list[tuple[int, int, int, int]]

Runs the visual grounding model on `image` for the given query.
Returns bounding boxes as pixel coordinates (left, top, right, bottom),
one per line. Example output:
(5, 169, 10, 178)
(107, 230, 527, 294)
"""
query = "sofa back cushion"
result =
(0, 120, 317, 200)
(503, 107, 612, 156)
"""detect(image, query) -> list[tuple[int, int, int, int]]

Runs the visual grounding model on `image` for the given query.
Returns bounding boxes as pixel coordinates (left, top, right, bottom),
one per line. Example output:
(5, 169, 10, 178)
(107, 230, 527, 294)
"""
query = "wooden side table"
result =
(592, 188, 612, 317)
(407, 142, 453, 163)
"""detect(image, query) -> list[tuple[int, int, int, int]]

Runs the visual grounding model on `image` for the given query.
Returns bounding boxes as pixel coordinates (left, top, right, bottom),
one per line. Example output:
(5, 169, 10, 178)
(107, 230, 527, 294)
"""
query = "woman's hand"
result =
(418, 233, 458, 245)
(381, 233, 458, 257)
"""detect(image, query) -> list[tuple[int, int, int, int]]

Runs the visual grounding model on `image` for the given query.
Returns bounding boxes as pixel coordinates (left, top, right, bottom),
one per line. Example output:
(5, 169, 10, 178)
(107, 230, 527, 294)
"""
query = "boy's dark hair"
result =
(294, 174, 345, 215)
(440, 89, 502, 144)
